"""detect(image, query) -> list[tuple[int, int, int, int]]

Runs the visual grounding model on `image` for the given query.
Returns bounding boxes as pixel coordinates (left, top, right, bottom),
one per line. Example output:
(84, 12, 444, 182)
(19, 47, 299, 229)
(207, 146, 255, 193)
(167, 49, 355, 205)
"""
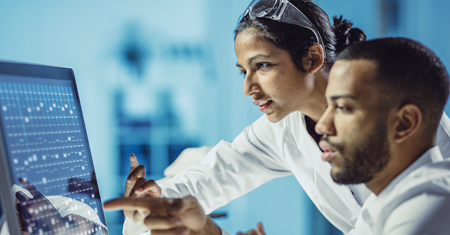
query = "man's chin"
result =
(331, 174, 354, 185)
(331, 168, 373, 185)
(331, 168, 359, 185)
(330, 169, 345, 184)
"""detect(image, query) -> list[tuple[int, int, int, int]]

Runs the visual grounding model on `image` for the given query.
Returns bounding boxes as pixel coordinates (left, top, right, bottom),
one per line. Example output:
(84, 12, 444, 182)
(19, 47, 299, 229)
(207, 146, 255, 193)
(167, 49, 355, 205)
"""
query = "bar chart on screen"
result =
(0, 80, 100, 213)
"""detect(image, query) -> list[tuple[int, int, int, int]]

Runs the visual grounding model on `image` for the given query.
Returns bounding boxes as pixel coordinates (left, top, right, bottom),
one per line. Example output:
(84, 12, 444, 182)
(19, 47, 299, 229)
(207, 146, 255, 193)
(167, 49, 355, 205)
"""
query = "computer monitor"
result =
(0, 61, 108, 235)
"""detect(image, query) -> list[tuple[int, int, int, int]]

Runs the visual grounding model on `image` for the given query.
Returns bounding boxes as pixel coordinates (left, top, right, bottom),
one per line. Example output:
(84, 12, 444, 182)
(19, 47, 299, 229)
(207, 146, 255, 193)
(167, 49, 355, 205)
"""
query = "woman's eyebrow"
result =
(248, 54, 270, 65)
(236, 54, 271, 68)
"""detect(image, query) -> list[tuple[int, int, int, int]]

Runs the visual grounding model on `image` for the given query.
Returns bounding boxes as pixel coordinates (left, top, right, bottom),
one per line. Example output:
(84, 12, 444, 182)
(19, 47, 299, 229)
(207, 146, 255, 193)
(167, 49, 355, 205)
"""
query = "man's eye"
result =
(257, 63, 269, 69)
(337, 106, 351, 113)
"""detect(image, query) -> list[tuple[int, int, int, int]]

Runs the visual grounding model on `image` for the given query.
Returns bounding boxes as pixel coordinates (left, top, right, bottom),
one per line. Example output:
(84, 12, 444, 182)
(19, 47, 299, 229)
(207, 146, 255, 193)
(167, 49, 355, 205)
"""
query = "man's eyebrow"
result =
(236, 54, 271, 68)
(329, 95, 357, 101)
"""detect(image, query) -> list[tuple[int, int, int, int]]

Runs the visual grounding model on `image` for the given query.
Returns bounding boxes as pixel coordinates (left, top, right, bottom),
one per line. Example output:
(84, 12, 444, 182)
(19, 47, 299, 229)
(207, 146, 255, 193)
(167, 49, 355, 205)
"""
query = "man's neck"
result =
(365, 143, 434, 196)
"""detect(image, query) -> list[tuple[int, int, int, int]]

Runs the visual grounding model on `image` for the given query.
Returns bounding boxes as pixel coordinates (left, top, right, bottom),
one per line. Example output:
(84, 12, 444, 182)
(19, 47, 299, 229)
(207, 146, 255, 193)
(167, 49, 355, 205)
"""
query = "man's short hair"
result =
(336, 37, 449, 134)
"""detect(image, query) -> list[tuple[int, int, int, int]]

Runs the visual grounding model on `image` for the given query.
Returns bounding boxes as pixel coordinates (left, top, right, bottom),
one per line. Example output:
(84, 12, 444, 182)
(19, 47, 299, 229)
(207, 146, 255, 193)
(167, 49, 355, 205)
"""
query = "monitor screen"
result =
(0, 62, 108, 235)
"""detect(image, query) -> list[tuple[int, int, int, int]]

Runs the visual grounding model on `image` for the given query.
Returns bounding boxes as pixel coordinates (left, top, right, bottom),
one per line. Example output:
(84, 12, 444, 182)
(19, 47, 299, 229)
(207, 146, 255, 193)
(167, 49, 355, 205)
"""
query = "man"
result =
(105, 37, 450, 234)
(315, 37, 450, 234)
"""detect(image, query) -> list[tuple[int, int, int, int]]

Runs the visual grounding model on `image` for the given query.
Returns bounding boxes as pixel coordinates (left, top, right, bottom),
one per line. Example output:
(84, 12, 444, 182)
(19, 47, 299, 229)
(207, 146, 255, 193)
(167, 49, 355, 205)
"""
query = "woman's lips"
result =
(259, 100, 272, 112)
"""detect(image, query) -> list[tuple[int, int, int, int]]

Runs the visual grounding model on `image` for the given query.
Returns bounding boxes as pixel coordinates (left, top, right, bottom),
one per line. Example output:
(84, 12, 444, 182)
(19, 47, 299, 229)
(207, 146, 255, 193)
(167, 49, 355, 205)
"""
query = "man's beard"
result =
(324, 119, 391, 185)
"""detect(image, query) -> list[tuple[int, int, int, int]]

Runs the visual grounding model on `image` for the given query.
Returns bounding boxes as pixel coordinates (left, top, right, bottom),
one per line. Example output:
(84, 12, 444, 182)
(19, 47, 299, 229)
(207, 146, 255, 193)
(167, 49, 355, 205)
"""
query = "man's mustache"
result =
(320, 135, 343, 153)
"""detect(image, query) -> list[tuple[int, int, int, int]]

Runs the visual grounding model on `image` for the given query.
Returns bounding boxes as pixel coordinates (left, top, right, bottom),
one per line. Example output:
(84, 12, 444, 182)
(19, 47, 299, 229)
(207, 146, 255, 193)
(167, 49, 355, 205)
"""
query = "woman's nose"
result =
(243, 72, 260, 96)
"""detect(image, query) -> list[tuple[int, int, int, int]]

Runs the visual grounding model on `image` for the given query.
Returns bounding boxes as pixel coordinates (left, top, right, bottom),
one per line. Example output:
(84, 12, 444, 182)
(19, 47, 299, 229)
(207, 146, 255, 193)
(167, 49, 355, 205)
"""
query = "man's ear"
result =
(304, 43, 325, 73)
(392, 104, 422, 144)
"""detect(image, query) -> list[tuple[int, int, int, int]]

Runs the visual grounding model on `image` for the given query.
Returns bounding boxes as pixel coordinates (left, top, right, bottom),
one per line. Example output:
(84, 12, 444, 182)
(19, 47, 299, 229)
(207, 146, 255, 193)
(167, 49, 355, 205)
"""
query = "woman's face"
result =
(235, 28, 316, 123)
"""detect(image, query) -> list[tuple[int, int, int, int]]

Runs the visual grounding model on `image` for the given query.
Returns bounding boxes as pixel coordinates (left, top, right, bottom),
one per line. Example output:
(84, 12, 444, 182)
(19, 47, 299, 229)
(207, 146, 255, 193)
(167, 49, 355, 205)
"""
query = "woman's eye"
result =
(257, 63, 269, 69)
(239, 70, 246, 79)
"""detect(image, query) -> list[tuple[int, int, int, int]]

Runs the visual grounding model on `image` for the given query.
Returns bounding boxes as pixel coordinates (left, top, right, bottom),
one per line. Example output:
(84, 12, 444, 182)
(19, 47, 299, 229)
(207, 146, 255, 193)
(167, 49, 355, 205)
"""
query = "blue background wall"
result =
(0, 0, 449, 234)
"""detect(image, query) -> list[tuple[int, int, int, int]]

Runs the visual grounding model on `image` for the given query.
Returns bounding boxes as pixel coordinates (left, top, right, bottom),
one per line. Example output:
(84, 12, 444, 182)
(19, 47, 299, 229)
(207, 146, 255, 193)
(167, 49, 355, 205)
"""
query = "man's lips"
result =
(319, 141, 337, 162)
(322, 150, 337, 162)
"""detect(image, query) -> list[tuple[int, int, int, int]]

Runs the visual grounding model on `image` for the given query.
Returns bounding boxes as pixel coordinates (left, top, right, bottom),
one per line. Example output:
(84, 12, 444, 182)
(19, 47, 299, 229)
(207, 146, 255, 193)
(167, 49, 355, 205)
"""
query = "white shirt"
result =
(123, 112, 450, 235)
(354, 146, 450, 235)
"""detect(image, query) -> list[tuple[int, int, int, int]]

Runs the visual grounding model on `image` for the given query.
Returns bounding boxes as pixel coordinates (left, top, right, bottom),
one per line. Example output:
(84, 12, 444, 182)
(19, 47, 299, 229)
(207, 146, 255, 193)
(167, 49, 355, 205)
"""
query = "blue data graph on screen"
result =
(0, 74, 106, 229)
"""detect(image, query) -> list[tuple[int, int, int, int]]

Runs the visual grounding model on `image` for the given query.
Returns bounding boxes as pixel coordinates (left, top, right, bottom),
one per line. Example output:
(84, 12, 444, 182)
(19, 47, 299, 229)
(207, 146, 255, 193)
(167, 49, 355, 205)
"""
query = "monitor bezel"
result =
(0, 60, 108, 234)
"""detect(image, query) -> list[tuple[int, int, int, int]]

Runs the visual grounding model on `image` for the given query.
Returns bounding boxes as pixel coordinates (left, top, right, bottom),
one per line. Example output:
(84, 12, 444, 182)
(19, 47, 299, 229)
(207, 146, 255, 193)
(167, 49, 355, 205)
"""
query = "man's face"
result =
(316, 59, 391, 184)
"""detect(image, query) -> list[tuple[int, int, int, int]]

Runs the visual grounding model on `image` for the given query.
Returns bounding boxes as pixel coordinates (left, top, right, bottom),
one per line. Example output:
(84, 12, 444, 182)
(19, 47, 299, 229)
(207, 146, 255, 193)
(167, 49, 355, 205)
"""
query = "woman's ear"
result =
(392, 104, 422, 144)
(306, 43, 325, 73)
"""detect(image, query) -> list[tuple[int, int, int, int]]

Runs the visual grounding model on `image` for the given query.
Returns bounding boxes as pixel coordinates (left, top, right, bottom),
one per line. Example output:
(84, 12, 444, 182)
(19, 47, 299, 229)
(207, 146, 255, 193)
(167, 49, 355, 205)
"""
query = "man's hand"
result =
(237, 222, 266, 235)
(124, 153, 162, 225)
(104, 195, 221, 235)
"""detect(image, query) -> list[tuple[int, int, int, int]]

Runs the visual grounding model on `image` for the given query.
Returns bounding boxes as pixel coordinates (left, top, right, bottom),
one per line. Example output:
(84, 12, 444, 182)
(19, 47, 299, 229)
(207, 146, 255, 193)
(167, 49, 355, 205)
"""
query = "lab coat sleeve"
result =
(160, 114, 293, 214)
(122, 217, 231, 235)
(123, 218, 151, 235)
(122, 115, 292, 235)
(382, 194, 450, 235)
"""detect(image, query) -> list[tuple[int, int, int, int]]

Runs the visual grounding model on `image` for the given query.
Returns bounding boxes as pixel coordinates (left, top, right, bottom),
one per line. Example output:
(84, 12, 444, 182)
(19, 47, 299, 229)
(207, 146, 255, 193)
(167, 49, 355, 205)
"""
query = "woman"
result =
(120, 0, 450, 234)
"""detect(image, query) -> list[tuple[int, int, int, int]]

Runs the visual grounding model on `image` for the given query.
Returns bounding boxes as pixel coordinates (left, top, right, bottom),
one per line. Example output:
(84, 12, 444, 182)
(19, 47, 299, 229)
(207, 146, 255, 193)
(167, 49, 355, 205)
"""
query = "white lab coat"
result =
(123, 111, 450, 235)
(354, 146, 450, 235)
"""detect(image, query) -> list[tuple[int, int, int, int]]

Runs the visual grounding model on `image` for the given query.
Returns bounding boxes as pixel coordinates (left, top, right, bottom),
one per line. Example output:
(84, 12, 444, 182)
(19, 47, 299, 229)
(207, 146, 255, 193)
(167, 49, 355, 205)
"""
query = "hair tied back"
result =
(333, 15, 367, 54)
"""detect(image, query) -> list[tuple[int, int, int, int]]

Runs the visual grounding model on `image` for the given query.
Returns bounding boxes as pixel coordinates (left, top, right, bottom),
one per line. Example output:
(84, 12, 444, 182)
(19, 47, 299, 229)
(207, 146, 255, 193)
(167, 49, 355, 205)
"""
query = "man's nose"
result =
(315, 107, 336, 136)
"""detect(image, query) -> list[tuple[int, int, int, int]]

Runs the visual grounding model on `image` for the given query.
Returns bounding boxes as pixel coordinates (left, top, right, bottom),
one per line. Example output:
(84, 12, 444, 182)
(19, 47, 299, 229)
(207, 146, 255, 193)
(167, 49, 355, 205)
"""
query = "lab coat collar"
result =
(380, 146, 443, 197)
(361, 146, 443, 232)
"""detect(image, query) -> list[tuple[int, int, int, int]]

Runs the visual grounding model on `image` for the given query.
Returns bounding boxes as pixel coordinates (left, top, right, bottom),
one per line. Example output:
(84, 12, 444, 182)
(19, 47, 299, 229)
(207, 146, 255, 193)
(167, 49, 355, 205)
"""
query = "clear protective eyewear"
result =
(244, 0, 325, 54)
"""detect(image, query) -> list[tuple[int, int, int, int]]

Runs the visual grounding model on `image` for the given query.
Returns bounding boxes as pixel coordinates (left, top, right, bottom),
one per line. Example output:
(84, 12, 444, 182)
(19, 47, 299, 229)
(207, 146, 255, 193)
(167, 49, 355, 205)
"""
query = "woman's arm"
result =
(123, 114, 292, 234)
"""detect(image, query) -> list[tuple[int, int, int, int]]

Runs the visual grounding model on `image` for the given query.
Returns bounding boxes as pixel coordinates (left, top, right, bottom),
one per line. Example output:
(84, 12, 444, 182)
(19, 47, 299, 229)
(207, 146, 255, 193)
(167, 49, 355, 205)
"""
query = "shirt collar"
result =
(360, 146, 443, 230)
(379, 146, 443, 197)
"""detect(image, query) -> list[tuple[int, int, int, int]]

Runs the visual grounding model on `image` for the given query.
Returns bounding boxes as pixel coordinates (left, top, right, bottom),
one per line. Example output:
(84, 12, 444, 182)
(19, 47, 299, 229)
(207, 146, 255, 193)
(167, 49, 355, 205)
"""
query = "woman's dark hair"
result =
(234, 0, 366, 71)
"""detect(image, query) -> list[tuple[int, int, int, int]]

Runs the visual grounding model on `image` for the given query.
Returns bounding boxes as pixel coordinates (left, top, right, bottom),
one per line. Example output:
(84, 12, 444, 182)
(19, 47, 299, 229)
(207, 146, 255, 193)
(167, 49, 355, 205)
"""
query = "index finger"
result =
(125, 166, 146, 197)
(256, 222, 265, 235)
(104, 197, 172, 216)
(129, 154, 139, 173)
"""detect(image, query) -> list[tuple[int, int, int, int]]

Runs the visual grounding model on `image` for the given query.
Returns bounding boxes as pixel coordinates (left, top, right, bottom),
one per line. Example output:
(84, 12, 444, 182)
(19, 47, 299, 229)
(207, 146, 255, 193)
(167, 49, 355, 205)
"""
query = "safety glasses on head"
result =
(244, 0, 325, 55)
